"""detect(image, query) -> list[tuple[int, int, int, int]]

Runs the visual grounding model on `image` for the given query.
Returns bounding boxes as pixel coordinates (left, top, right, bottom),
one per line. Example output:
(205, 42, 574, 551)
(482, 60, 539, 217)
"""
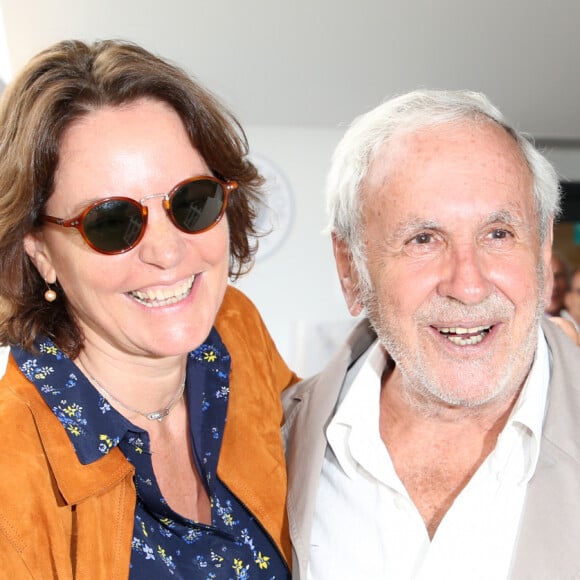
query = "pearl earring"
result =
(44, 281, 57, 302)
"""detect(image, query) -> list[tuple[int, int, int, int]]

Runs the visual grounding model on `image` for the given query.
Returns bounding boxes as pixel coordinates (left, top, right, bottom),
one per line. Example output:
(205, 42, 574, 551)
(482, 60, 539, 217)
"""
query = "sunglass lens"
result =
(83, 199, 144, 253)
(171, 180, 225, 233)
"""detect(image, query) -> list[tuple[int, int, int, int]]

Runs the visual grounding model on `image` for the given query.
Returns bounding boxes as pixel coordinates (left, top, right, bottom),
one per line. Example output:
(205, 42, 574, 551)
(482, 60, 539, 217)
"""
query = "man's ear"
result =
(23, 232, 57, 284)
(332, 231, 364, 316)
(541, 221, 554, 309)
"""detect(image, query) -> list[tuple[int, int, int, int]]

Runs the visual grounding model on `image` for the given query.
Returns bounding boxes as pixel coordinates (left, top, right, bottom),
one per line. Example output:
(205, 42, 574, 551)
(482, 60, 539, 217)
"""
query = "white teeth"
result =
(447, 334, 485, 346)
(129, 275, 195, 308)
(439, 325, 489, 335)
(438, 325, 492, 346)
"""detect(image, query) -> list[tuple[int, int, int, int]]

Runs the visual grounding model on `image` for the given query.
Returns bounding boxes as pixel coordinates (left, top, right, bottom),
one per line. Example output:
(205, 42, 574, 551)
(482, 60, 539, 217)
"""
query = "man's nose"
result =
(436, 243, 493, 304)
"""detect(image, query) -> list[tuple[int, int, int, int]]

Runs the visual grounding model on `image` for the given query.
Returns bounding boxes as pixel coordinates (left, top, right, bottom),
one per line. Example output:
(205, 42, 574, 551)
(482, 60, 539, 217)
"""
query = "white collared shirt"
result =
(307, 330, 551, 580)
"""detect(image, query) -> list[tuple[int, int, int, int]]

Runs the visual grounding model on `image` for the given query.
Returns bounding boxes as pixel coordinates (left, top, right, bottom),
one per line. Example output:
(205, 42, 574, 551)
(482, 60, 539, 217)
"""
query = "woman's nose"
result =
(137, 202, 186, 269)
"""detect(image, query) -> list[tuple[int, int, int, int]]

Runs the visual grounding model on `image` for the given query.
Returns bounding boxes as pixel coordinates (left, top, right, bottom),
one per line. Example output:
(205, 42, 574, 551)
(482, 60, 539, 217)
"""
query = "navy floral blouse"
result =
(12, 329, 289, 579)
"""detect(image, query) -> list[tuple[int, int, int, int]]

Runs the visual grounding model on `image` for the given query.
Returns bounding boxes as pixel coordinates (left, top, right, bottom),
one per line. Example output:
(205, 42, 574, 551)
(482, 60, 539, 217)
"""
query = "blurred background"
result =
(1, 0, 579, 374)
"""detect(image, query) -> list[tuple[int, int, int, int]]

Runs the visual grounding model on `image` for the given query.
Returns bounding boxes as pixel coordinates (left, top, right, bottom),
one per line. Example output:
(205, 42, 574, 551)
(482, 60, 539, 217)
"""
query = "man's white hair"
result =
(326, 89, 561, 278)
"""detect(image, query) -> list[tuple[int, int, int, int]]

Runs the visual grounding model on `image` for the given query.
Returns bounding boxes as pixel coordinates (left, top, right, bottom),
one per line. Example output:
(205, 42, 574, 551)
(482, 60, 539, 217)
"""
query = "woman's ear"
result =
(23, 232, 57, 283)
(332, 232, 364, 316)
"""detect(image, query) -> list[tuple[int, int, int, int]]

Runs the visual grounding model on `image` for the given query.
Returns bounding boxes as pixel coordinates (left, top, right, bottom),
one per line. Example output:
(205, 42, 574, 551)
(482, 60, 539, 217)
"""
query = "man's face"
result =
(565, 271, 580, 325)
(334, 121, 552, 410)
(547, 256, 570, 315)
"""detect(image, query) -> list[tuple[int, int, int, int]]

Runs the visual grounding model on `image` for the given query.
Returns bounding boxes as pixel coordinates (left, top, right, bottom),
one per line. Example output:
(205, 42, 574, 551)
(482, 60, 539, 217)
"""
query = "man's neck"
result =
(378, 367, 520, 538)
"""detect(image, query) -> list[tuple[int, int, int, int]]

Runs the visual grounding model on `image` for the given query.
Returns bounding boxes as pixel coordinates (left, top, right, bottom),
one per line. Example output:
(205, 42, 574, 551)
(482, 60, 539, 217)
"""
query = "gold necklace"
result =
(87, 372, 186, 422)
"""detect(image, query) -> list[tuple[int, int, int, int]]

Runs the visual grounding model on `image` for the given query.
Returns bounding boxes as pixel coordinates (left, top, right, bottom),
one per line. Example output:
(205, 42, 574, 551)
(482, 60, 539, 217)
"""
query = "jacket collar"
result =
(538, 318, 580, 461)
(214, 285, 298, 566)
(283, 318, 376, 577)
(510, 319, 580, 578)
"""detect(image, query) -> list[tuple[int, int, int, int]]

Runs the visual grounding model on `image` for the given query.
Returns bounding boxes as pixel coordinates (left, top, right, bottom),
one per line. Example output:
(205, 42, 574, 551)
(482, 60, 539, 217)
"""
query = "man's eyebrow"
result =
(483, 209, 532, 233)
(386, 218, 443, 244)
(484, 209, 519, 225)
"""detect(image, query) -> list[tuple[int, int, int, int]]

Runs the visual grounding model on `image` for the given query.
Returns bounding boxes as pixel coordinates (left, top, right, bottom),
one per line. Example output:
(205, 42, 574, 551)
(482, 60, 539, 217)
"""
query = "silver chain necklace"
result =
(86, 371, 186, 422)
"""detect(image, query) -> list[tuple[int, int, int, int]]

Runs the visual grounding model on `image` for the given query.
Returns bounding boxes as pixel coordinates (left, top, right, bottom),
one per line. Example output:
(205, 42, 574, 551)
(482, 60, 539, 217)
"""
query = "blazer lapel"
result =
(510, 320, 580, 578)
(282, 318, 376, 578)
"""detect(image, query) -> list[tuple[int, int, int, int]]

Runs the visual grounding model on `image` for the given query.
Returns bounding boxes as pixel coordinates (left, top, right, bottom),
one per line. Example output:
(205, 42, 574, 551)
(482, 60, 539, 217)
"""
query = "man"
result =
(547, 255, 579, 342)
(283, 90, 580, 579)
(564, 268, 580, 330)
(546, 252, 571, 316)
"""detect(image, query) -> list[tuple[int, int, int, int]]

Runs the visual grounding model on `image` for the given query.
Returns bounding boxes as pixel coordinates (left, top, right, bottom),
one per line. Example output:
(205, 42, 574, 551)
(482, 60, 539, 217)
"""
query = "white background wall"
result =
(235, 126, 350, 377)
(549, 149, 580, 182)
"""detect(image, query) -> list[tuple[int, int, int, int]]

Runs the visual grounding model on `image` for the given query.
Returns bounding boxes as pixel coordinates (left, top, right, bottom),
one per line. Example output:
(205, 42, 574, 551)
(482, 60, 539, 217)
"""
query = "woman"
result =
(0, 39, 297, 578)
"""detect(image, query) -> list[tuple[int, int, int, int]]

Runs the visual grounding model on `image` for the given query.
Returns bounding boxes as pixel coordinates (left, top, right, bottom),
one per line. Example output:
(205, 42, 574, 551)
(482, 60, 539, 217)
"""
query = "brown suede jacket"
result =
(0, 286, 298, 579)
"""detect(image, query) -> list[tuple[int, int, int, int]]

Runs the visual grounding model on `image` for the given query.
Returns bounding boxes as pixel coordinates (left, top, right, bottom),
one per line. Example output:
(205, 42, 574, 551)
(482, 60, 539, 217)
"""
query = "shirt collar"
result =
(326, 340, 387, 481)
(12, 328, 230, 466)
(492, 327, 551, 483)
(13, 338, 134, 464)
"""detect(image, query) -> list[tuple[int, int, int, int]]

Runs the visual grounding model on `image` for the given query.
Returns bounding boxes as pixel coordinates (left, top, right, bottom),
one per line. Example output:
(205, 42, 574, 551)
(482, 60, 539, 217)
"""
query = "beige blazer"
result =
(283, 319, 580, 579)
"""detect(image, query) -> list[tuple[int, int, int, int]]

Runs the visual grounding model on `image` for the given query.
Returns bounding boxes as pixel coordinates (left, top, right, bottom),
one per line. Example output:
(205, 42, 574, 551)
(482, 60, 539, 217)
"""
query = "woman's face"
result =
(25, 98, 230, 360)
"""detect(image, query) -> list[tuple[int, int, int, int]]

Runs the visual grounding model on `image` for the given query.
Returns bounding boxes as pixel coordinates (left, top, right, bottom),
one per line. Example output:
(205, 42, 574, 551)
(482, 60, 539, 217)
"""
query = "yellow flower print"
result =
(68, 425, 81, 436)
(255, 552, 270, 569)
(204, 350, 217, 363)
(63, 404, 80, 417)
(33, 365, 54, 380)
(44, 345, 58, 356)
(233, 559, 244, 573)
(141, 521, 148, 538)
(99, 434, 114, 450)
